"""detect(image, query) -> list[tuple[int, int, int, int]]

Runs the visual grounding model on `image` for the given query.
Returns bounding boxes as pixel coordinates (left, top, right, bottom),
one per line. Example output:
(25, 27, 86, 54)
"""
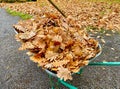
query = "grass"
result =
(86, 26, 97, 32)
(6, 8, 32, 20)
(86, 26, 107, 34)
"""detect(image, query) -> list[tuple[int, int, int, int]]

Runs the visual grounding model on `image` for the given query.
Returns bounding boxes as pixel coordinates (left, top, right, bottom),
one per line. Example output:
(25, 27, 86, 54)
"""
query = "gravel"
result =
(0, 8, 120, 89)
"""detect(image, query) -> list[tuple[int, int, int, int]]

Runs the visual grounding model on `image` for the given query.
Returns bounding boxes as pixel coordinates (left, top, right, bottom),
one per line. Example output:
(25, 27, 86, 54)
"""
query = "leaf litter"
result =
(47, 1, 120, 31)
(0, 1, 120, 31)
(13, 12, 100, 80)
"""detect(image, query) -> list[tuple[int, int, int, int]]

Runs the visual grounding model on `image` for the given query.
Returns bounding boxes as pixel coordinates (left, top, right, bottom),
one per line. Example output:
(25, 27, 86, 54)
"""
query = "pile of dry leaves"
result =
(13, 13, 100, 80)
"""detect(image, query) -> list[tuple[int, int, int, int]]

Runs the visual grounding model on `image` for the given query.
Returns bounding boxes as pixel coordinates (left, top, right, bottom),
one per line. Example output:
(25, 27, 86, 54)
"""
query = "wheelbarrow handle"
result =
(88, 62, 120, 66)
(58, 79, 78, 89)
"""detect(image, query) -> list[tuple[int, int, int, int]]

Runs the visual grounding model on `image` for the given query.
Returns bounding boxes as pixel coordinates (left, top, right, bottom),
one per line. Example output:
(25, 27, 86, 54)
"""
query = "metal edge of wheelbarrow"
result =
(45, 44, 102, 78)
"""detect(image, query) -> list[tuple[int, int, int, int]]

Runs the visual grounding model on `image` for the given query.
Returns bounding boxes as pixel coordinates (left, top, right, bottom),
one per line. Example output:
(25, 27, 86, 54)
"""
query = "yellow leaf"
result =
(57, 66, 72, 81)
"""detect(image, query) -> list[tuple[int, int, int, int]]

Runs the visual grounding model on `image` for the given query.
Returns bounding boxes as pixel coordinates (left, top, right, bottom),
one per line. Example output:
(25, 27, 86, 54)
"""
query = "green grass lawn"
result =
(6, 8, 32, 20)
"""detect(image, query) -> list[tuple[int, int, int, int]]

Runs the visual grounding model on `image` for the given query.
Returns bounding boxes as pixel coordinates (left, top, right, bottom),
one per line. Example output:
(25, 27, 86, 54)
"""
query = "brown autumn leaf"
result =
(45, 63, 53, 68)
(13, 24, 26, 33)
(52, 60, 69, 67)
(32, 38, 46, 49)
(19, 42, 35, 50)
(57, 66, 72, 81)
(101, 38, 106, 44)
(30, 54, 41, 63)
(45, 51, 59, 61)
(52, 35, 62, 43)
(17, 31, 36, 40)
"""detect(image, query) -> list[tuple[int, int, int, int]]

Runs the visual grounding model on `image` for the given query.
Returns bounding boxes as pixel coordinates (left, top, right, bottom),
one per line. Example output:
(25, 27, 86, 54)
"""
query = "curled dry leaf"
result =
(57, 66, 72, 81)
(45, 64, 53, 68)
(17, 31, 36, 40)
(52, 35, 62, 43)
(13, 24, 26, 33)
(45, 51, 58, 61)
(52, 60, 69, 67)
(19, 42, 35, 50)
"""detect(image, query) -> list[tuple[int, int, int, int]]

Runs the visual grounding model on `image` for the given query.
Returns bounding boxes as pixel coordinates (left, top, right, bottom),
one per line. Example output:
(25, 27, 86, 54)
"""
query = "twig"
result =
(47, 0, 66, 18)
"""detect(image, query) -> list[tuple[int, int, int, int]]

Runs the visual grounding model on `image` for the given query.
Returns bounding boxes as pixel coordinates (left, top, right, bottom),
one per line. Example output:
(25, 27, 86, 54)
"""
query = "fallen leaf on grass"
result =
(105, 33, 112, 36)
(101, 38, 106, 43)
(111, 48, 115, 50)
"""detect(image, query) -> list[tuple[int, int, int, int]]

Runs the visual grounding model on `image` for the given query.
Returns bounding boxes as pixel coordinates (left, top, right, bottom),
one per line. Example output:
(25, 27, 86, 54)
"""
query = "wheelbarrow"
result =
(45, 44, 120, 89)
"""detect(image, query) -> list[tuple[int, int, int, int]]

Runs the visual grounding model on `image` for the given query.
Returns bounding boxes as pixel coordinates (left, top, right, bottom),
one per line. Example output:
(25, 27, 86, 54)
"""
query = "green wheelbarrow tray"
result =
(45, 44, 120, 89)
